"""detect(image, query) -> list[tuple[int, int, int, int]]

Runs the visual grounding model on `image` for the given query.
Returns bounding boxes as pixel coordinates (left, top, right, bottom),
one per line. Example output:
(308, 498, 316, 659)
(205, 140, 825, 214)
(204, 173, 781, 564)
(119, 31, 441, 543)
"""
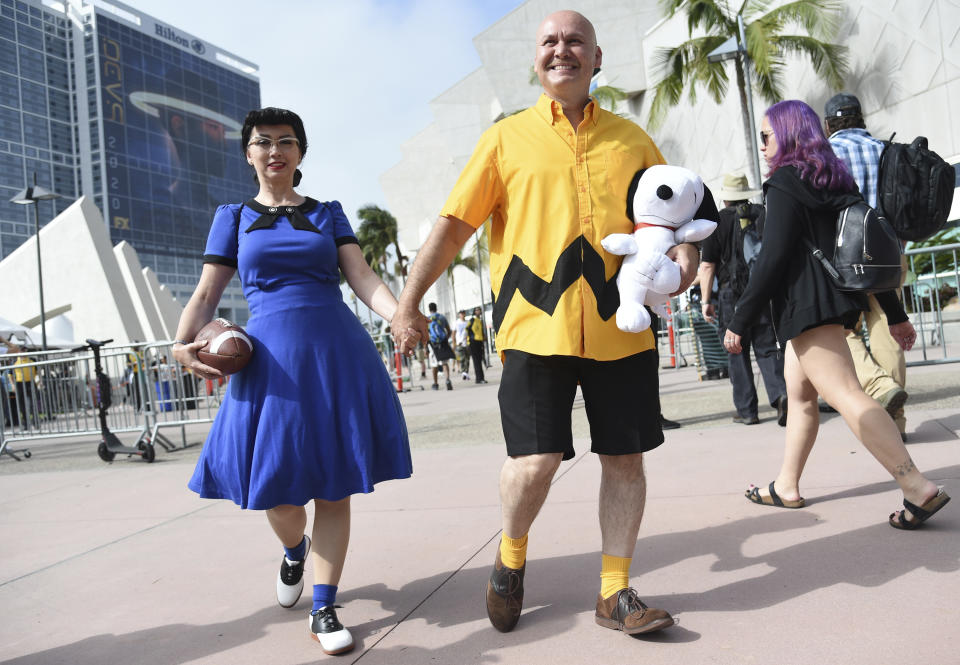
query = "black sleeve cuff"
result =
(874, 290, 908, 325)
(335, 236, 360, 247)
(203, 254, 238, 268)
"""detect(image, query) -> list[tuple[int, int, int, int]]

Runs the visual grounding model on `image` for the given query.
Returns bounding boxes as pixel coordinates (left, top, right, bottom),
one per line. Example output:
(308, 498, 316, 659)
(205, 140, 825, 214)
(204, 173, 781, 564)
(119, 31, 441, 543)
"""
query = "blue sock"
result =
(283, 536, 307, 562)
(313, 584, 338, 612)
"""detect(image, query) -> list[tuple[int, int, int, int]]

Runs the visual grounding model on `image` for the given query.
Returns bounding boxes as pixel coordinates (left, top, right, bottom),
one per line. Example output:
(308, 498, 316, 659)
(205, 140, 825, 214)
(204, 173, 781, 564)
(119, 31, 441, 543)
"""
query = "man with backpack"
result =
(700, 173, 787, 426)
(824, 93, 916, 439)
(427, 302, 454, 391)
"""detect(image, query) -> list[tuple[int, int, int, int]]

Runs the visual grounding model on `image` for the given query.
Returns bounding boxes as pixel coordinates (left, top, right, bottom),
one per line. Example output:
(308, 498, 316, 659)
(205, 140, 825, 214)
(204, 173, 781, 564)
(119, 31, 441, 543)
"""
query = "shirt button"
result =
(286, 207, 294, 214)
(268, 207, 278, 214)
(579, 186, 586, 193)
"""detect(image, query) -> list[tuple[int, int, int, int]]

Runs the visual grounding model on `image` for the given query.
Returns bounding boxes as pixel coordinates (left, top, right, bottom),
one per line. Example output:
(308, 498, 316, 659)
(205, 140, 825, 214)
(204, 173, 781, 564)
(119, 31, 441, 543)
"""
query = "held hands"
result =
(888, 321, 917, 351)
(172, 339, 223, 381)
(390, 306, 428, 356)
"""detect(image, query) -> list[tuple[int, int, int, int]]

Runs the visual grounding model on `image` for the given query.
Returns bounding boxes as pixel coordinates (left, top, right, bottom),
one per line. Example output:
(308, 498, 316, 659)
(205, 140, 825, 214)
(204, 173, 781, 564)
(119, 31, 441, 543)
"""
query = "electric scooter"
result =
(75, 339, 155, 463)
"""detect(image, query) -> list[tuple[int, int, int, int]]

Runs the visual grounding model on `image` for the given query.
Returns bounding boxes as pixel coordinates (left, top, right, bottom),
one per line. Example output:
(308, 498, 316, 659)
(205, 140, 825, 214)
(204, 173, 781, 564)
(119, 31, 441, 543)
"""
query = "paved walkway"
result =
(1, 358, 958, 664)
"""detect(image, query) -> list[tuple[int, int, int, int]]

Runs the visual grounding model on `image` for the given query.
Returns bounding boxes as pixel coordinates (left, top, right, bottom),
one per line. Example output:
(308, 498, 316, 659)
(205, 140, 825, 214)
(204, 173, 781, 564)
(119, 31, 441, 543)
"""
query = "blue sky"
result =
(130, 0, 527, 224)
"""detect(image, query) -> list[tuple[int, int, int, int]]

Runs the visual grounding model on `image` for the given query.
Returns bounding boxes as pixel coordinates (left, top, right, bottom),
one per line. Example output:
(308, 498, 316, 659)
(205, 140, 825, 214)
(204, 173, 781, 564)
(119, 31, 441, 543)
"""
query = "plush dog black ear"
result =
(695, 183, 720, 224)
(625, 168, 647, 223)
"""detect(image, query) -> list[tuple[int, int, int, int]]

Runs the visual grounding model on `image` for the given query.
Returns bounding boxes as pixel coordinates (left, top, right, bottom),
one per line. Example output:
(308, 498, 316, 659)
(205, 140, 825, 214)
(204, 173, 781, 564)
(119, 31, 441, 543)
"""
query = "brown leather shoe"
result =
(595, 588, 674, 634)
(485, 550, 524, 632)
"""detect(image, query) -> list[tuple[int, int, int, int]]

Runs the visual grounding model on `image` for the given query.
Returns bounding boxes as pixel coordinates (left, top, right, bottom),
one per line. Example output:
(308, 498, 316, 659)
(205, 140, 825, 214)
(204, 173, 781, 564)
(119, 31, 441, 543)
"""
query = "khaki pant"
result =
(845, 258, 908, 432)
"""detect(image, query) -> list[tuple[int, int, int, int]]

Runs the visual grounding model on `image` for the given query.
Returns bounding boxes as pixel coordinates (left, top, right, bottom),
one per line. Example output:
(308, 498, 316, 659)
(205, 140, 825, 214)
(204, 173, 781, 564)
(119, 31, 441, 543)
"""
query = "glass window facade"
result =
(0, 0, 260, 324)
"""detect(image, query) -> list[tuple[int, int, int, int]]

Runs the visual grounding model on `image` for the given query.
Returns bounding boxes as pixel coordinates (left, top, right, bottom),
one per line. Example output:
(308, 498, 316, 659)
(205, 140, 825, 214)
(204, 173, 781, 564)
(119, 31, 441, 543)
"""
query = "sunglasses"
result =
(759, 130, 774, 148)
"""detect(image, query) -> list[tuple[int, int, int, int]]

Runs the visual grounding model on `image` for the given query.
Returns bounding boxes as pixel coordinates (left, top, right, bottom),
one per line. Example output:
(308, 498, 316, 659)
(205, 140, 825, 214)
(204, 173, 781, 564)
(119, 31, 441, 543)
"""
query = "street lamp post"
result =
(10, 173, 60, 351)
(474, 228, 489, 355)
(707, 15, 762, 191)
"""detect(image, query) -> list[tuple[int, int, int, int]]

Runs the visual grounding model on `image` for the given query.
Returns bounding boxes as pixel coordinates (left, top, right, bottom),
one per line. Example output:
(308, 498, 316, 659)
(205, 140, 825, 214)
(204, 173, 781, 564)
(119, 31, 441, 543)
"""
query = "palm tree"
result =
(591, 84, 628, 112)
(356, 205, 406, 284)
(649, 0, 849, 184)
(446, 249, 478, 315)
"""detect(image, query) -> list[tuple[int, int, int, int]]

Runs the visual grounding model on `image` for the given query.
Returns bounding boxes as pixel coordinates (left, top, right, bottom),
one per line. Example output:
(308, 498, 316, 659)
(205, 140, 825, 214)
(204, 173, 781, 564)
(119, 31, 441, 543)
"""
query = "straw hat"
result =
(718, 172, 761, 201)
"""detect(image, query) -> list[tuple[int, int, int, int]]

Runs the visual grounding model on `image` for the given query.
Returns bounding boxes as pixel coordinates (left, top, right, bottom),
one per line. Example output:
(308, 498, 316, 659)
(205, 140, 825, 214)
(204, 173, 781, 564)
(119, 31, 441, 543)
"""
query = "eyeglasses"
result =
(759, 130, 774, 148)
(247, 137, 300, 151)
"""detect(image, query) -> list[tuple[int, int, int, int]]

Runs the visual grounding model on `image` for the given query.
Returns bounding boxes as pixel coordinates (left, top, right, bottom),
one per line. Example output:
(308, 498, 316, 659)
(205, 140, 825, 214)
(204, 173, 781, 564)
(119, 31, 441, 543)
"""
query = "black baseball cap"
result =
(824, 93, 862, 118)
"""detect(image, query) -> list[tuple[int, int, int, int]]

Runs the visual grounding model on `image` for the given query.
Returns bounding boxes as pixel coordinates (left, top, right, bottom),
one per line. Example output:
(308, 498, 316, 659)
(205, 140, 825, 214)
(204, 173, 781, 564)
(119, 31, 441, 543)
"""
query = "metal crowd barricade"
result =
(371, 332, 423, 392)
(138, 341, 225, 452)
(654, 299, 696, 370)
(1, 341, 229, 462)
(1, 344, 149, 460)
(903, 242, 960, 366)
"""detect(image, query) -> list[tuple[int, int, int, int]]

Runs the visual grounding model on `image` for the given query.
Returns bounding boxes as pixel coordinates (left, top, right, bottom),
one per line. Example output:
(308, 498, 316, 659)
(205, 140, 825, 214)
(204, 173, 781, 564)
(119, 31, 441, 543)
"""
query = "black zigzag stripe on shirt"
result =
(492, 235, 620, 330)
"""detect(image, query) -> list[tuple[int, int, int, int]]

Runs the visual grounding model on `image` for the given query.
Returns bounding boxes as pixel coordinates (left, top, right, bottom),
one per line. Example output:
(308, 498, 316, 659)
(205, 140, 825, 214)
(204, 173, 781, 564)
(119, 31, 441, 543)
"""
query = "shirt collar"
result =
(833, 128, 871, 139)
(244, 197, 321, 233)
(533, 93, 600, 128)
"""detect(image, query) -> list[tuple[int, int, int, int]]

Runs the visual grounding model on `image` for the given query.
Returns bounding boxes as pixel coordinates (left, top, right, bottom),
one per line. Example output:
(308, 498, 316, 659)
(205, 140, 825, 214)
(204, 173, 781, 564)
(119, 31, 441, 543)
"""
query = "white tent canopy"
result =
(0, 315, 34, 339)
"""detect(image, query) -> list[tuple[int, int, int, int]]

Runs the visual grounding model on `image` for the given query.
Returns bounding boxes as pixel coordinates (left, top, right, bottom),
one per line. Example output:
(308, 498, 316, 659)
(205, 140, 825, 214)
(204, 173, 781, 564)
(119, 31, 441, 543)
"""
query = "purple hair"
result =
(765, 99, 855, 192)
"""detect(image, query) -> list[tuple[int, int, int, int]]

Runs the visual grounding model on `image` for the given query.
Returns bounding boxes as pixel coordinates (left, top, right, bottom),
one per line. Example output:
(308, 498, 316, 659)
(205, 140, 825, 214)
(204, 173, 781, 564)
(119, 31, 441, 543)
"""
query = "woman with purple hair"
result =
(723, 100, 949, 529)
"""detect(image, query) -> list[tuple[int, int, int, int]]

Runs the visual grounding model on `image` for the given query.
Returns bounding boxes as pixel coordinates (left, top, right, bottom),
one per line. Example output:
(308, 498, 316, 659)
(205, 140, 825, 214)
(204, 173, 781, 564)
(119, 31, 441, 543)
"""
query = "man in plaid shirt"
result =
(824, 93, 911, 440)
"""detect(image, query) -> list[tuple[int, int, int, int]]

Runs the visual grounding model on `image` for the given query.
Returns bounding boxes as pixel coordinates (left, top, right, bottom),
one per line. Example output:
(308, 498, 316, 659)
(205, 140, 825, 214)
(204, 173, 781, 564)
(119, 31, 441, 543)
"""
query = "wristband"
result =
(174, 339, 190, 346)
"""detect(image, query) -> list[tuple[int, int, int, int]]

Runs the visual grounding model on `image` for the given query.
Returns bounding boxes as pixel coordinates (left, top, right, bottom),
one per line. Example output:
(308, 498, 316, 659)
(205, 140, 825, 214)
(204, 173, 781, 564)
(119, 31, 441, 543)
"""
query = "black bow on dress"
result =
(243, 198, 321, 234)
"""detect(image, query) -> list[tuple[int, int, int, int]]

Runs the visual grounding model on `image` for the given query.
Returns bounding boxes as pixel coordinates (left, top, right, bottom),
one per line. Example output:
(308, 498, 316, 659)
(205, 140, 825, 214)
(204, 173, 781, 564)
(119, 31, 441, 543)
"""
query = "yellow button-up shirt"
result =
(442, 94, 665, 360)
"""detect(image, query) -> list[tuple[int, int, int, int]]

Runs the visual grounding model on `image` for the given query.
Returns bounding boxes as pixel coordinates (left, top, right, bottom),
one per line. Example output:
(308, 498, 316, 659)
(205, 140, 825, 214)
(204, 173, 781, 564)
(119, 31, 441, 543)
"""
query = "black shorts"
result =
(498, 350, 664, 461)
(430, 339, 455, 362)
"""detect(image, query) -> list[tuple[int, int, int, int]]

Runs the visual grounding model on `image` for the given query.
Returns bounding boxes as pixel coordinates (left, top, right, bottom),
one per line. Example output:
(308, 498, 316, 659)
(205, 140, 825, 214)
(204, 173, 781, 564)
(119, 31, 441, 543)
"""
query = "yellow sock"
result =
(499, 533, 528, 570)
(600, 554, 631, 599)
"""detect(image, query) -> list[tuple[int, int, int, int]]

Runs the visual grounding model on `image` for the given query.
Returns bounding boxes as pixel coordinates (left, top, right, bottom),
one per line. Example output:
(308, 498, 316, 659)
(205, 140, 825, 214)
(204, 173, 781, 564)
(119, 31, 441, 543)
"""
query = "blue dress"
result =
(188, 197, 412, 510)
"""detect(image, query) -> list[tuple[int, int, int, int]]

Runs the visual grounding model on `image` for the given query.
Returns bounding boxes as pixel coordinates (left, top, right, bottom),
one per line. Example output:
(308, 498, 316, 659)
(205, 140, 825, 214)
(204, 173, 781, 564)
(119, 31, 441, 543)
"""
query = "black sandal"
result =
(745, 481, 805, 509)
(889, 488, 951, 530)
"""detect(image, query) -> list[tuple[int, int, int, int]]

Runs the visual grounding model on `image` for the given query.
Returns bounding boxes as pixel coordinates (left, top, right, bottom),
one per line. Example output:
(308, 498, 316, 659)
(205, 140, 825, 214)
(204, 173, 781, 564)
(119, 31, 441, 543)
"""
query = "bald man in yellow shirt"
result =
(392, 10, 714, 636)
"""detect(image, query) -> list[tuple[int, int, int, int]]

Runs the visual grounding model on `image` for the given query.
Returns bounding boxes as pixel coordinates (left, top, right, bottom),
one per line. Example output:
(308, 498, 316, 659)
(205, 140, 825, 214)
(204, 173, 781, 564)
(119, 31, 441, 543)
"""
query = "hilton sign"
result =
(154, 23, 206, 55)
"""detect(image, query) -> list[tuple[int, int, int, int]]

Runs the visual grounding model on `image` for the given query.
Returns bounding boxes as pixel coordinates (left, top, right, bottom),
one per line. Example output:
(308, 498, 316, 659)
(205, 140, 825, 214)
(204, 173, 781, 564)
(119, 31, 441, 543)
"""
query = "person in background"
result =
(725, 100, 947, 529)
(455, 309, 471, 380)
(824, 92, 912, 440)
(426, 302, 455, 391)
(467, 306, 487, 385)
(700, 172, 787, 426)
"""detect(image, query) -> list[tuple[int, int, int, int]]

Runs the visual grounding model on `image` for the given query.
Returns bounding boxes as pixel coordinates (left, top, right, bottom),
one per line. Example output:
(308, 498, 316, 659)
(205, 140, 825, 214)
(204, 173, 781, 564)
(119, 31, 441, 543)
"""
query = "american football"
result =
(195, 318, 253, 375)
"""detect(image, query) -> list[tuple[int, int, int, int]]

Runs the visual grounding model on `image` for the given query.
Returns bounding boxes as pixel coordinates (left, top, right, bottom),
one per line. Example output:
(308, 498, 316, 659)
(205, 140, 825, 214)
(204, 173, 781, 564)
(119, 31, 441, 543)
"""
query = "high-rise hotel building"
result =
(1, 0, 260, 322)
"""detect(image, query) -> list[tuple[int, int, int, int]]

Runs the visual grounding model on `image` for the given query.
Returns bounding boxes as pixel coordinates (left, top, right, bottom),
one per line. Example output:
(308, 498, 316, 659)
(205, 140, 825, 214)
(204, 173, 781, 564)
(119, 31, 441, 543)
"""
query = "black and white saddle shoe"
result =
(276, 535, 311, 608)
(309, 606, 355, 655)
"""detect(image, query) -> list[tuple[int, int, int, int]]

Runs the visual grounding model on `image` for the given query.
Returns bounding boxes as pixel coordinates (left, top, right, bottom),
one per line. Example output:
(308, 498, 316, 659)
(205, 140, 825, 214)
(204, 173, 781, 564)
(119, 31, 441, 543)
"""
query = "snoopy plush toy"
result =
(601, 164, 717, 333)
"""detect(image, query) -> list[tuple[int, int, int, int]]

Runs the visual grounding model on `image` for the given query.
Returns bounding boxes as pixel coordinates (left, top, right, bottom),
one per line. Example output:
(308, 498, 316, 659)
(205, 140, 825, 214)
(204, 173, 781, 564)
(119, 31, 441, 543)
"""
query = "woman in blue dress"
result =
(172, 107, 416, 656)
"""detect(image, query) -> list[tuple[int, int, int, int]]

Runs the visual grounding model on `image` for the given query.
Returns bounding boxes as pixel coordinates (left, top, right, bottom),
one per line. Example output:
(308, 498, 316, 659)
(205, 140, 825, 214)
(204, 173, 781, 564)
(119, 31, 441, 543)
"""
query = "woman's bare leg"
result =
(266, 504, 308, 548)
(311, 497, 351, 586)
(791, 325, 938, 517)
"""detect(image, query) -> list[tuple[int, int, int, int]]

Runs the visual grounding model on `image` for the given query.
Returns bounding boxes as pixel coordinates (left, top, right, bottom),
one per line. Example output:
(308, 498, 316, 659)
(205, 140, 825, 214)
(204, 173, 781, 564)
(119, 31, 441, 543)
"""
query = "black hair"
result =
(428, 302, 438, 312)
(241, 107, 308, 187)
(825, 113, 866, 135)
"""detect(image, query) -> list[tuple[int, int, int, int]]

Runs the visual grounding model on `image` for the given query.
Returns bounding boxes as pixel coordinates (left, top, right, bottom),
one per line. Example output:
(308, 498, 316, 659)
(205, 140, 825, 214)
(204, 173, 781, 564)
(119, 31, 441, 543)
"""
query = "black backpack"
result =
(877, 133, 955, 241)
(803, 201, 902, 294)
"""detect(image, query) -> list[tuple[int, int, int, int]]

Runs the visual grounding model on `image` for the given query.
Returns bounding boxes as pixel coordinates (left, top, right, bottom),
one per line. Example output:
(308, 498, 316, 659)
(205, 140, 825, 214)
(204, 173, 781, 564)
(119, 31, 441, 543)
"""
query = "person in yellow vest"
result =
(467, 306, 486, 384)
(9, 343, 37, 429)
(391, 10, 714, 636)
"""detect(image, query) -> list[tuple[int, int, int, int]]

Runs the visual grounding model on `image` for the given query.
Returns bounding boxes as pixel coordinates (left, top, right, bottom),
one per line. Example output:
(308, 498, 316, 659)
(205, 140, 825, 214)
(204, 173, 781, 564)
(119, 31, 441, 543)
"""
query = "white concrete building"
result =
(381, 0, 960, 319)
(0, 196, 181, 345)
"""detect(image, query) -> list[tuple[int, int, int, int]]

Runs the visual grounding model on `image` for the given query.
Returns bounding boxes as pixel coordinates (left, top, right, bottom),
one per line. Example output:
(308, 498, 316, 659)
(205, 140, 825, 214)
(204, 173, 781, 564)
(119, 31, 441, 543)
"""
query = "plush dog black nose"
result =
(656, 185, 673, 200)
